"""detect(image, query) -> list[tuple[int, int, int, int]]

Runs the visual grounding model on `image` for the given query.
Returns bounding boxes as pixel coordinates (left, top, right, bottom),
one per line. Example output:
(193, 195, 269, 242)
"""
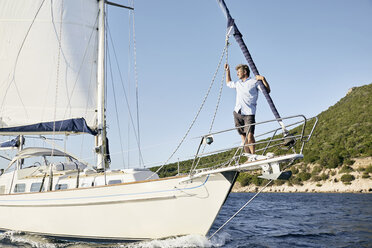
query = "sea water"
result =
(1, 193, 371, 248)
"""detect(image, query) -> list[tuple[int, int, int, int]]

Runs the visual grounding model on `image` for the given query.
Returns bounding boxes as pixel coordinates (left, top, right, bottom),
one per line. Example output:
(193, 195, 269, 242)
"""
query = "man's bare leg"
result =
(241, 135, 250, 153)
(247, 132, 255, 154)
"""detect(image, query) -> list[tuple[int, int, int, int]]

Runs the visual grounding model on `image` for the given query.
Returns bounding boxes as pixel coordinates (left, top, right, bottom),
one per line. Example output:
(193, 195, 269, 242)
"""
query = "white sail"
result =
(0, 0, 99, 130)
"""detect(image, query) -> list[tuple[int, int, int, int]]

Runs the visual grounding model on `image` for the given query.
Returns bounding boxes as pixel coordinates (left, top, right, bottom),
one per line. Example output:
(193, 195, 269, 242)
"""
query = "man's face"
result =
(237, 68, 247, 80)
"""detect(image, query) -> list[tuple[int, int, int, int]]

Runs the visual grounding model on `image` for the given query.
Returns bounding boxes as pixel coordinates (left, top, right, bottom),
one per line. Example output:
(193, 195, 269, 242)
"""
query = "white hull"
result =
(0, 0, 317, 243)
(0, 171, 236, 240)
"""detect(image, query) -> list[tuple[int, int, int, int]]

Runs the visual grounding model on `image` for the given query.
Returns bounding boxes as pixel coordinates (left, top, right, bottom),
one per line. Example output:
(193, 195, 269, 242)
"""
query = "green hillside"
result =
(151, 83, 372, 186)
(303, 83, 372, 166)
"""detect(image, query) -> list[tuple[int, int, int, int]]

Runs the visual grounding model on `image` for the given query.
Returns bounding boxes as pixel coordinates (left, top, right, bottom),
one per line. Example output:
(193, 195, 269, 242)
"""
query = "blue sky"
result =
(1, 0, 371, 170)
(102, 0, 372, 168)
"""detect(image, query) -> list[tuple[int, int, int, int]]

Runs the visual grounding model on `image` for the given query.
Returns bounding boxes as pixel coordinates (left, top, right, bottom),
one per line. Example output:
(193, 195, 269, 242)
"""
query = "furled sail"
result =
(217, 0, 287, 132)
(0, 0, 99, 135)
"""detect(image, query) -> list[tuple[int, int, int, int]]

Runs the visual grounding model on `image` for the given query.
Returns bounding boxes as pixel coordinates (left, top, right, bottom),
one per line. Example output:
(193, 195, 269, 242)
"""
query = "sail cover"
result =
(0, 118, 97, 135)
(0, 136, 20, 148)
(0, 0, 99, 134)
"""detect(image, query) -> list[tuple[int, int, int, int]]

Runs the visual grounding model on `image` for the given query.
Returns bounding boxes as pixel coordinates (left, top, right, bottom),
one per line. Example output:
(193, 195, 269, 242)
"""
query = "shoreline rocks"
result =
(232, 157, 372, 193)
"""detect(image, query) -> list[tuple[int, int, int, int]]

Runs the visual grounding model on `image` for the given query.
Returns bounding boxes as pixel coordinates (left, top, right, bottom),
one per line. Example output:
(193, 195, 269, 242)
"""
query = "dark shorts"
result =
(233, 111, 255, 135)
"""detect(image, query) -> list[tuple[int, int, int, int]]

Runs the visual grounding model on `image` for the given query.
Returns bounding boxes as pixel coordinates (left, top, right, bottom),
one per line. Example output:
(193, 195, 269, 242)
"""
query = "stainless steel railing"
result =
(189, 115, 318, 175)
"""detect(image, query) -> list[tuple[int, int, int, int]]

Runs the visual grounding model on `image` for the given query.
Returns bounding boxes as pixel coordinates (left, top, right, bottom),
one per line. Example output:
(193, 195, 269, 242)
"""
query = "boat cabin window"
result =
(108, 179, 122, 185)
(30, 182, 44, 192)
(55, 184, 68, 190)
(14, 183, 26, 193)
(0, 185, 5, 194)
(80, 182, 93, 188)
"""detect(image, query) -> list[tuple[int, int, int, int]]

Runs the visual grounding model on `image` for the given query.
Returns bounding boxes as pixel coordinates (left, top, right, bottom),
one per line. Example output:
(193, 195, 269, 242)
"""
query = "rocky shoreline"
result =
(232, 157, 372, 193)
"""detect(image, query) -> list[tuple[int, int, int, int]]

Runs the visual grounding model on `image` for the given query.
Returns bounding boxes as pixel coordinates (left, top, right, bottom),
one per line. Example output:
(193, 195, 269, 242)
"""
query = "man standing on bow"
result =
(224, 63, 270, 154)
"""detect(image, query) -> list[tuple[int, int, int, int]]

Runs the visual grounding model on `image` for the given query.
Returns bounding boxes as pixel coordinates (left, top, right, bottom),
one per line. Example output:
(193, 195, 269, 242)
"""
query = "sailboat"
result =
(0, 0, 317, 242)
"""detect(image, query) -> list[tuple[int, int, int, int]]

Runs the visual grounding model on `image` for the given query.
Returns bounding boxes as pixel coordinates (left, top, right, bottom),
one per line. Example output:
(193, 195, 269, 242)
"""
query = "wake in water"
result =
(126, 233, 230, 248)
(0, 231, 58, 248)
(0, 231, 230, 248)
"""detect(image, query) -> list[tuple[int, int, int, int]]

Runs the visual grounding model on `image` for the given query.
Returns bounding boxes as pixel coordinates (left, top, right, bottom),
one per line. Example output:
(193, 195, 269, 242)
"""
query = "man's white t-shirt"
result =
(227, 77, 261, 115)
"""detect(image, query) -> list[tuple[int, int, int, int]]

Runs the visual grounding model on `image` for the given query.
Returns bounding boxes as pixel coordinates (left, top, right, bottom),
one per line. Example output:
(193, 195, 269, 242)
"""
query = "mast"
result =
(96, 0, 108, 169)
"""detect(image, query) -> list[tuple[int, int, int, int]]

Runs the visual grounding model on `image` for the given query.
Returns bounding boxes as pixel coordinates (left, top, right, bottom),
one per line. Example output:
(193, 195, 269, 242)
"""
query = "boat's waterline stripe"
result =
(0, 175, 210, 204)
(0, 195, 177, 207)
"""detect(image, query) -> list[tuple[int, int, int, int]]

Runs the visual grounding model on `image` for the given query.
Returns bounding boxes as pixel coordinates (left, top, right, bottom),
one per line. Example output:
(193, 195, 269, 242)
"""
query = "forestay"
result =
(0, 0, 99, 134)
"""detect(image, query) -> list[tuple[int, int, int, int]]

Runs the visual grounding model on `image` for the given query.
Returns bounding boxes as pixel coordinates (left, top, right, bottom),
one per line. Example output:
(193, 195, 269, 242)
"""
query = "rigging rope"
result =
(107, 25, 145, 166)
(52, 0, 64, 155)
(190, 38, 230, 175)
(208, 160, 296, 240)
(80, 15, 99, 161)
(208, 178, 273, 240)
(190, 37, 230, 173)
(107, 40, 126, 168)
(150, 38, 230, 178)
(126, 4, 132, 168)
(131, 1, 143, 167)
(41, 136, 89, 166)
(208, 39, 229, 135)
